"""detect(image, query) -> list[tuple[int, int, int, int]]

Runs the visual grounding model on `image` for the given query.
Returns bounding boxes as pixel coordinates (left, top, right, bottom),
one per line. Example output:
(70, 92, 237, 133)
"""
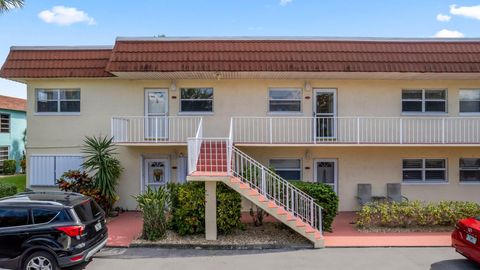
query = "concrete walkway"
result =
(107, 211, 143, 247)
(324, 212, 452, 247)
(105, 211, 453, 248)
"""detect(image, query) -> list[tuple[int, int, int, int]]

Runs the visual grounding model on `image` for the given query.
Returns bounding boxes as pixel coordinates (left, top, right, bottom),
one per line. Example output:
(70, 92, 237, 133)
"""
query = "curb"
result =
(129, 242, 313, 250)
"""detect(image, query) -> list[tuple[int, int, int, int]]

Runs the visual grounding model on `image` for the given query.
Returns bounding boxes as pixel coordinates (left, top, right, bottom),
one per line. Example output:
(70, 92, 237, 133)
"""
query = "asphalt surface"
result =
(67, 247, 480, 270)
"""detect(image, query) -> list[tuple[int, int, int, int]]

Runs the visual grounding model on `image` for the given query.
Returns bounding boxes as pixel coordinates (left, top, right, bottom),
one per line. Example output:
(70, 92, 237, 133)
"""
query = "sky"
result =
(1, 0, 480, 99)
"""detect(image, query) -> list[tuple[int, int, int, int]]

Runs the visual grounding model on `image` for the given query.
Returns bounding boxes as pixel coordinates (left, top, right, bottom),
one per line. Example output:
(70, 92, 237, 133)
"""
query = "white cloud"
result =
(450, 4, 480, 20)
(433, 29, 465, 38)
(436, 13, 451, 22)
(38, 6, 96, 26)
(280, 0, 292, 6)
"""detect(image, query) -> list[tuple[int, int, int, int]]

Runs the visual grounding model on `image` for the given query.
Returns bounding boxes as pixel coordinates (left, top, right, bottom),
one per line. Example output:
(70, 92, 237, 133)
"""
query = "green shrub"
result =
(169, 182, 243, 235)
(356, 200, 480, 228)
(133, 186, 169, 241)
(0, 183, 17, 198)
(290, 181, 339, 232)
(3, 160, 16, 175)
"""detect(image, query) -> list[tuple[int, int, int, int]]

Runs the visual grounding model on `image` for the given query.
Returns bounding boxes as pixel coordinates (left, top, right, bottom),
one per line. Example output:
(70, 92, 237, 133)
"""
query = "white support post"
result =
(356, 117, 360, 144)
(205, 181, 217, 241)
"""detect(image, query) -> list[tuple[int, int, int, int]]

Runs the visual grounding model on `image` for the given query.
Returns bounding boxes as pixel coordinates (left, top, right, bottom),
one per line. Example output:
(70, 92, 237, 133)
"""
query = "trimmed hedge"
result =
(3, 160, 16, 175)
(0, 183, 17, 198)
(169, 182, 243, 235)
(290, 181, 339, 231)
(357, 200, 480, 228)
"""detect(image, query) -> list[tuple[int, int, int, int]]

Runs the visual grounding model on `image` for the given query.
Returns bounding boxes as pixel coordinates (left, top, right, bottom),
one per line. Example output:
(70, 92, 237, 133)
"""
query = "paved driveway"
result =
(70, 247, 478, 270)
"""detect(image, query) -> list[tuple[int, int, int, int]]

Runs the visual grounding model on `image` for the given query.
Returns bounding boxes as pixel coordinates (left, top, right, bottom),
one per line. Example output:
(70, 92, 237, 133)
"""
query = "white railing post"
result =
(442, 118, 445, 144)
(356, 117, 360, 144)
(313, 116, 317, 144)
(399, 118, 403, 144)
(269, 117, 273, 144)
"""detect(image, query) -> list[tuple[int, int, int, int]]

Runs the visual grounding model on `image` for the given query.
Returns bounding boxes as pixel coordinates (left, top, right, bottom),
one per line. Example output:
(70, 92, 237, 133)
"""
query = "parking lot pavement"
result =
(68, 247, 479, 270)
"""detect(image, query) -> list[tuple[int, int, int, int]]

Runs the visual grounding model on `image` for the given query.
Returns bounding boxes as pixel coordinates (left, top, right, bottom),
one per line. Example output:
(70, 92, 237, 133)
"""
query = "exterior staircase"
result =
(188, 138, 324, 248)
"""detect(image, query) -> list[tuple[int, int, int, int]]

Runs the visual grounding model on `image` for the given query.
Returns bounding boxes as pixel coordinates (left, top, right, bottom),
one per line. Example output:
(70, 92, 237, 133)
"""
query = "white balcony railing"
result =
(111, 116, 202, 144)
(231, 116, 480, 145)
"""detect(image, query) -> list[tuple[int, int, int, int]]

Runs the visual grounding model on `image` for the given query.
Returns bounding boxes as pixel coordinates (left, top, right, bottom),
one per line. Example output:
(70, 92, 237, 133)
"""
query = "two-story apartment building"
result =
(1, 37, 480, 215)
(0, 95, 26, 173)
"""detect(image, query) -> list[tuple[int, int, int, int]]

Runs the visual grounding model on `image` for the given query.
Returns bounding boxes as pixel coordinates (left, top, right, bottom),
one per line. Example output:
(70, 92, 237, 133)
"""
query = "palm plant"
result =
(133, 186, 170, 240)
(0, 0, 24, 13)
(82, 136, 123, 211)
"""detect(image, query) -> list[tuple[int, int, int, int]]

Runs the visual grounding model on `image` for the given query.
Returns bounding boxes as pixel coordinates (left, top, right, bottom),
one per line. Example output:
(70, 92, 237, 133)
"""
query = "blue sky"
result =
(1, 0, 480, 99)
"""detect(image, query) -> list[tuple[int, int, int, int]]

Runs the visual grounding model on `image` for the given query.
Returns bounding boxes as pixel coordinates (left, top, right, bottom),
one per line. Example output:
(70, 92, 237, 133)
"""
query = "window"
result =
(402, 159, 447, 183)
(459, 158, 480, 183)
(0, 114, 10, 133)
(74, 200, 102, 222)
(402, 89, 447, 113)
(0, 208, 29, 227)
(32, 209, 59, 224)
(180, 88, 213, 112)
(29, 155, 83, 186)
(269, 88, 302, 112)
(0, 146, 8, 172)
(460, 89, 480, 113)
(270, 159, 302, 180)
(36, 89, 80, 113)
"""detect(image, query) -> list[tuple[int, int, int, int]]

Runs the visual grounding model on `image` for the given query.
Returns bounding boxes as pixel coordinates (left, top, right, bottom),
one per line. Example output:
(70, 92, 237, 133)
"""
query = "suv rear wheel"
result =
(23, 251, 58, 270)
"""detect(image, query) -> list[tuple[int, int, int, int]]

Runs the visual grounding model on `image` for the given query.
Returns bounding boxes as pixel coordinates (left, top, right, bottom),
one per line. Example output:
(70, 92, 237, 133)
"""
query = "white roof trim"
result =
(115, 36, 480, 42)
(10, 45, 113, 51)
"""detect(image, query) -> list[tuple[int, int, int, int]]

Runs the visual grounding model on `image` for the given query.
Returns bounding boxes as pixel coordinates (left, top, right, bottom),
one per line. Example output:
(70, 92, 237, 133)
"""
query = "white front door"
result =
(314, 159, 338, 193)
(143, 158, 170, 190)
(145, 89, 168, 140)
(314, 89, 337, 139)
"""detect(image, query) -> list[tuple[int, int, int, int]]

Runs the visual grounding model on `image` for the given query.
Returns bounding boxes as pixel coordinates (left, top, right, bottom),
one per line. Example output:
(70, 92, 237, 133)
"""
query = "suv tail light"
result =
(56, 225, 84, 237)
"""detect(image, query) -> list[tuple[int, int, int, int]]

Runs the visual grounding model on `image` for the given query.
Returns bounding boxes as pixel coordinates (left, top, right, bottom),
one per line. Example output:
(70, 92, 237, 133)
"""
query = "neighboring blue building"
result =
(0, 95, 26, 173)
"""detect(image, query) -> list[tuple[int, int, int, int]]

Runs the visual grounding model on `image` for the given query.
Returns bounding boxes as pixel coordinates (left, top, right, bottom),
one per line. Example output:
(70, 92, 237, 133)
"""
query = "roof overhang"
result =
(110, 71, 480, 80)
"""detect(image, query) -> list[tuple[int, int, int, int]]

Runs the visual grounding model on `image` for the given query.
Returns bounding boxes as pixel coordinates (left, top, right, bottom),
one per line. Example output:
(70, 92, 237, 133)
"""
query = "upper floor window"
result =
(0, 114, 10, 133)
(459, 158, 480, 183)
(180, 88, 213, 113)
(36, 89, 80, 114)
(269, 88, 302, 113)
(269, 159, 302, 180)
(459, 89, 480, 114)
(402, 89, 447, 113)
(402, 158, 447, 183)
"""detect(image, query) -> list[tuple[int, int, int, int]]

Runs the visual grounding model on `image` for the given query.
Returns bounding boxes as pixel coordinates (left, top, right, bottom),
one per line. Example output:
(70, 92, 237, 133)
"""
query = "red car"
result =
(452, 217, 480, 264)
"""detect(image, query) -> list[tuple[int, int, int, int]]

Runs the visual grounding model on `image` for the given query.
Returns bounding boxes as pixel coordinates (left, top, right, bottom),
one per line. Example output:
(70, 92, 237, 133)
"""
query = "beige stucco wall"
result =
(239, 146, 480, 211)
(24, 78, 480, 210)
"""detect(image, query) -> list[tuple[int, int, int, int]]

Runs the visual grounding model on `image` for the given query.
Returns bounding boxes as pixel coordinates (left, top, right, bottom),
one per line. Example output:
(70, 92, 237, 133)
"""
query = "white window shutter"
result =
(55, 156, 83, 180)
(29, 155, 83, 187)
(29, 156, 55, 186)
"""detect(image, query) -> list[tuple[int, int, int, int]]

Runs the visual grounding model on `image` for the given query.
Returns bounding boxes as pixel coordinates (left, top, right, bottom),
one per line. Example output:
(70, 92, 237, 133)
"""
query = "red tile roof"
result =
(0, 95, 26, 111)
(2, 38, 480, 78)
(0, 48, 114, 78)
(107, 40, 480, 73)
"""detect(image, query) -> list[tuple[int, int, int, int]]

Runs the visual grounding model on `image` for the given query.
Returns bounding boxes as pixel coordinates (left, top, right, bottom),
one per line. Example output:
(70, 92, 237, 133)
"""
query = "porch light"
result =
(170, 80, 177, 92)
(304, 81, 312, 92)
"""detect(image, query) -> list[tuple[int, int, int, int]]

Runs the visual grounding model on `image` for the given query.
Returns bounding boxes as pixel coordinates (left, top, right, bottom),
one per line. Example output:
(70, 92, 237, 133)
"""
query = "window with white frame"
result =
(459, 158, 480, 183)
(402, 159, 447, 183)
(0, 114, 10, 133)
(180, 88, 213, 112)
(36, 89, 80, 113)
(269, 159, 302, 180)
(0, 146, 8, 172)
(269, 88, 302, 112)
(459, 89, 480, 113)
(402, 89, 447, 113)
(29, 155, 83, 186)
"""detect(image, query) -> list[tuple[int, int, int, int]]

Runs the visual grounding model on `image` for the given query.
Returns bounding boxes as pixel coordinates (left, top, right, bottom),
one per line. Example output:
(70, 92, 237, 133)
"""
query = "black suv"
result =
(0, 192, 108, 270)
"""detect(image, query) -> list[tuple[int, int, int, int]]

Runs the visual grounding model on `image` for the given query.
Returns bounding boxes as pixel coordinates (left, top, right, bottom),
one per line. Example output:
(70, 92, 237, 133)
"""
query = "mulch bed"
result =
(132, 223, 312, 249)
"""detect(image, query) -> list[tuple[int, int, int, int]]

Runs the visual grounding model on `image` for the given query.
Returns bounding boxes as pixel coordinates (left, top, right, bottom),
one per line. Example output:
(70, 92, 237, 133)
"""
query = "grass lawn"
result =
(0, 174, 26, 192)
